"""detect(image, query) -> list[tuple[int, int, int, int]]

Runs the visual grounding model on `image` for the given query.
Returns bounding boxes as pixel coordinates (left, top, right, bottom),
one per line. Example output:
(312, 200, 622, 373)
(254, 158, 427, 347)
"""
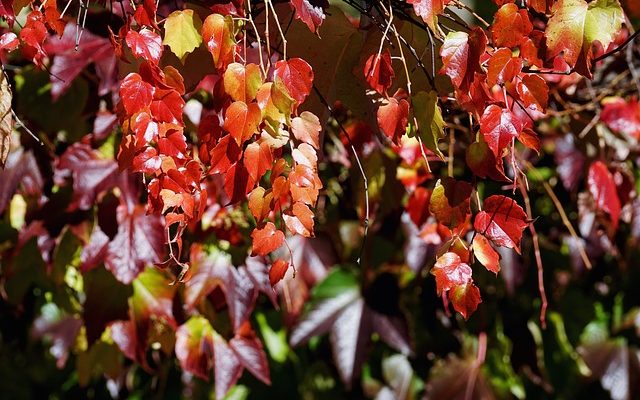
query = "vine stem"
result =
(518, 180, 548, 329)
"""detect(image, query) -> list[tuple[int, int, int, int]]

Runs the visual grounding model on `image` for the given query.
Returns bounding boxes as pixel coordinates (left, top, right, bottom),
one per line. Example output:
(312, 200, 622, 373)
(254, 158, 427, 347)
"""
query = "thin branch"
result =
(593, 29, 640, 62)
(312, 85, 369, 268)
(519, 180, 548, 329)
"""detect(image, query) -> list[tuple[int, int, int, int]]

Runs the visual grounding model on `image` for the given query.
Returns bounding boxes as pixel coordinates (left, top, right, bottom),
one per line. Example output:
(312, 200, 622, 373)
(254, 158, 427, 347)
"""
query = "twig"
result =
(519, 180, 548, 329)
(520, 158, 592, 270)
(593, 29, 640, 62)
(11, 109, 42, 145)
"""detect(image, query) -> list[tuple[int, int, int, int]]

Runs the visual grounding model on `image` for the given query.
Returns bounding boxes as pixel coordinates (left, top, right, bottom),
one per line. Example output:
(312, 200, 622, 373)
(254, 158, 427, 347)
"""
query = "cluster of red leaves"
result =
(368, 0, 629, 318)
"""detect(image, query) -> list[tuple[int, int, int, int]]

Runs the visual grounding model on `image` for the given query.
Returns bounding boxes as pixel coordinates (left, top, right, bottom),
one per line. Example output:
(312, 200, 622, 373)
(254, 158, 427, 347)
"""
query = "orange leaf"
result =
(251, 222, 285, 256)
(269, 259, 289, 286)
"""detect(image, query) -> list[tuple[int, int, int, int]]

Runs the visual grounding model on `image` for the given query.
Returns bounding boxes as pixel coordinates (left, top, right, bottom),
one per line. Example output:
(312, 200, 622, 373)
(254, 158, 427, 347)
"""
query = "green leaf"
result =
(546, 0, 623, 73)
(163, 9, 203, 62)
(311, 268, 359, 299)
(412, 90, 445, 159)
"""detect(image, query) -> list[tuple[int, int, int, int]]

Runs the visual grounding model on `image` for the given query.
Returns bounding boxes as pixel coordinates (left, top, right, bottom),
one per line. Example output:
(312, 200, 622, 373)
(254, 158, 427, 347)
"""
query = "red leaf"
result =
(223, 62, 263, 102)
(244, 141, 273, 183)
(273, 58, 314, 106)
(209, 135, 242, 174)
(283, 201, 315, 237)
(490, 3, 533, 48)
(404, 188, 430, 230)
(224, 162, 255, 205)
(588, 161, 621, 231)
(377, 96, 409, 144)
(429, 178, 472, 232)
(472, 234, 500, 274)
(431, 252, 472, 296)
(364, 49, 395, 95)
(20, 11, 48, 66)
(224, 101, 262, 145)
(133, 0, 158, 29)
(479, 105, 522, 156)
(175, 317, 214, 380)
(0, 32, 18, 51)
(289, 164, 322, 205)
(408, 0, 450, 33)
(251, 222, 285, 256)
(601, 97, 640, 139)
(120, 73, 154, 115)
(230, 331, 271, 384)
(473, 195, 528, 253)
(105, 205, 165, 284)
(290, 0, 326, 33)
(125, 28, 163, 64)
(292, 143, 318, 169)
(213, 332, 243, 399)
(465, 140, 509, 181)
(291, 111, 321, 149)
(448, 283, 481, 320)
(201, 13, 235, 69)
(517, 74, 549, 112)
(440, 27, 487, 91)
(269, 259, 289, 286)
(487, 48, 522, 87)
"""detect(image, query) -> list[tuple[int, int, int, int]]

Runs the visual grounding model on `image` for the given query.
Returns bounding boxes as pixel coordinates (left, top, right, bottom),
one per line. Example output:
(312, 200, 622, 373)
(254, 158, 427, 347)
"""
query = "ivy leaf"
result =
(364, 49, 395, 95)
(251, 222, 285, 256)
(224, 62, 263, 102)
(429, 178, 472, 232)
(163, 10, 203, 62)
(601, 97, 640, 138)
(292, 142, 318, 169)
(412, 90, 445, 158)
(119, 73, 154, 115)
(224, 162, 255, 205)
(546, 0, 624, 76)
(473, 195, 528, 253)
(448, 283, 482, 320)
(289, 164, 322, 205)
(46, 23, 117, 100)
(487, 48, 522, 87)
(465, 140, 509, 181)
(440, 27, 487, 91)
(472, 234, 500, 274)
(175, 316, 214, 380)
(480, 104, 522, 157)
(201, 13, 235, 69)
(273, 58, 314, 106)
(490, 3, 533, 48)
(406, 187, 432, 228)
(290, 0, 327, 33)
(290, 269, 411, 386)
(431, 252, 473, 296)
(377, 95, 409, 144)
(516, 74, 549, 112)
(125, 28, 163, 64)
(248, 187, 273, 222)
(588, 161, 621, 231)
(209, 135, 242, 174)
(407, 0, 450, 34)
(291, 111, 321, 149)
(244, 141, 273, 183)
(224, 101, 262, 145)
(105, 205, 165, 284)
(229, 326, 271, 385)
(269, 259, 289, 286)
(283, 201, 315, 237)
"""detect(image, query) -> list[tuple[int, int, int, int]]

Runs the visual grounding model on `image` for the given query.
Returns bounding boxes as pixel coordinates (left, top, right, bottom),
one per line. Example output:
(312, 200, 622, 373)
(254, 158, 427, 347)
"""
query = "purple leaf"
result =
(105, 205, 164, 284)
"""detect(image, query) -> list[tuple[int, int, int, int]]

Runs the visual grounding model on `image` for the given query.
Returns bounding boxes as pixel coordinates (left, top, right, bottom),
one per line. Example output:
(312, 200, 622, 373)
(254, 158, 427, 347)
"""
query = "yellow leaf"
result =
(163, 10, 203, 62)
